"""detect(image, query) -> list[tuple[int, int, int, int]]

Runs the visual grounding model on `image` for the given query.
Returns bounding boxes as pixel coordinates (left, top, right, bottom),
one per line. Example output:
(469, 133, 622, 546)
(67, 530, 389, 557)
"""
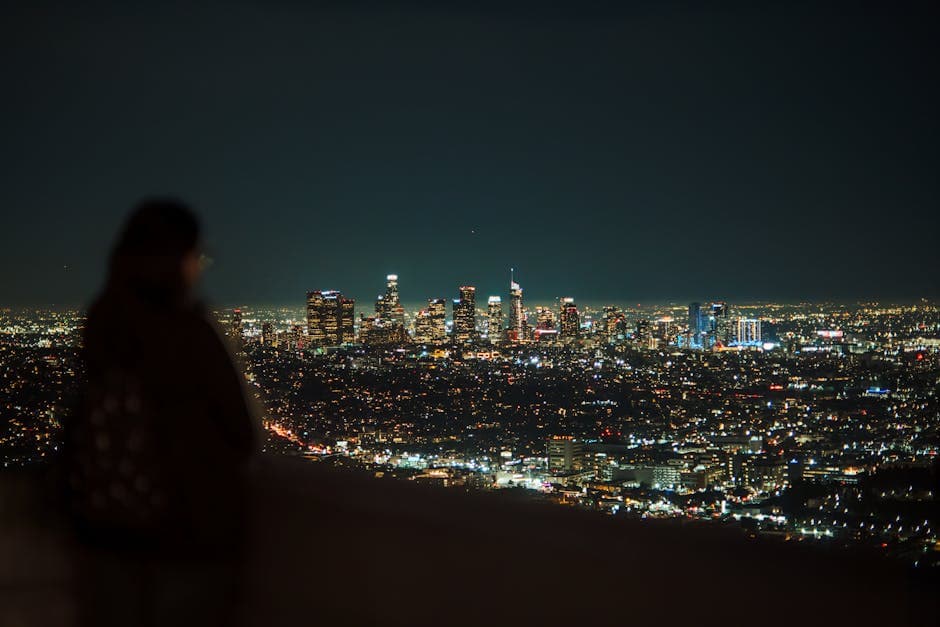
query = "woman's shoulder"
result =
(178, 304, 238, 360)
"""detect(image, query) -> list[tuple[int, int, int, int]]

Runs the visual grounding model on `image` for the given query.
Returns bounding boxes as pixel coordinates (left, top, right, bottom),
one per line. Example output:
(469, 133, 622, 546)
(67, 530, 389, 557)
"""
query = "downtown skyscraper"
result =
(734, 319, 762, 346)
(414, 297, 448, 344)
(688, 302, 703, 348)
(559, 297, 580, 340)
(375, 274, 405, 328)
(604, 306, 625, 342)
(306, 290, 355, 346)
(487, 296, 503, 343)
(453, 286, 476, 345)
(711, 302, 732, 346)
(508, 271, 525, 341)
(230, 308, 243, 341)
(361, 274, 408, 345)
(427, 298, 447, 343)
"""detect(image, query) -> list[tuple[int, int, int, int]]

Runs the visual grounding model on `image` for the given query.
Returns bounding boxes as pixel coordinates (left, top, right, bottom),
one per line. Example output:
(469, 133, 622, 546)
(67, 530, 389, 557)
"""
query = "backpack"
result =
(65, 369, 177, 540)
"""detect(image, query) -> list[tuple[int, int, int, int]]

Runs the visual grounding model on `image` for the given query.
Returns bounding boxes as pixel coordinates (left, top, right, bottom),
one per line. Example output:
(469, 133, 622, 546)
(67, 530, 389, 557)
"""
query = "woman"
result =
(64, 198, 256, 626)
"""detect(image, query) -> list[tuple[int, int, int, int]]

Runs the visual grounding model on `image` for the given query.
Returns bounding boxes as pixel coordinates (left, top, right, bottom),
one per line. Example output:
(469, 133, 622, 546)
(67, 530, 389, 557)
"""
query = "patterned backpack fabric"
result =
(66, 369, 176, 541)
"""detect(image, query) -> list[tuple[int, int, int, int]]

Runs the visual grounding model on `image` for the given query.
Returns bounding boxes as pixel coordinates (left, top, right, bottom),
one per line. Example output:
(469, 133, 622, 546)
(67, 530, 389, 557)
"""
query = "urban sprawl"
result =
(2, 274, 938, 567)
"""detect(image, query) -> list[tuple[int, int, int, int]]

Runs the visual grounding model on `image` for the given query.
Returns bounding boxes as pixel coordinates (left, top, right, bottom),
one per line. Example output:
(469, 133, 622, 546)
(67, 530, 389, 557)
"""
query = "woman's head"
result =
(107, 198, 203, 305)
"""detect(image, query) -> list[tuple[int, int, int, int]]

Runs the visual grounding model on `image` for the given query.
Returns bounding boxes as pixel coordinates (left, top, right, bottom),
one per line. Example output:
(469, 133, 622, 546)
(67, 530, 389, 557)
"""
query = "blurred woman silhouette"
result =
(64, 198, 256, 626)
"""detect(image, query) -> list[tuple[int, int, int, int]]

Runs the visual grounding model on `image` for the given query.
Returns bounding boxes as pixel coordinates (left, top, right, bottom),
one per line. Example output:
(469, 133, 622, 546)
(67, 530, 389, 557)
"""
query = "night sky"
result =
(2, 1, 938, 308)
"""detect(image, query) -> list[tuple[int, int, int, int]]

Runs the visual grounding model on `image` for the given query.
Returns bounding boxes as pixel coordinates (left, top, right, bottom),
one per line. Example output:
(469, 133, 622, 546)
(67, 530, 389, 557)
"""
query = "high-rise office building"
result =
(340, 297, 356, 344)
(711, 302, 732, 345)
(375, 274, 405, 328)
(385, 274, 400, 305)
(508, 271, 525, 341)
(261, 321, 274, 346)
(306, 292, 326, 344)
(375, 295, 387, 318)
(360, 314, 404, 345)
(604, 306, 625, 341)
(536, 306, 555, 330)
(453, 286, 476, 345)
(361, 315, 375, 342)
(306, 290, 353, 346)
(533, 307, 558, 342)
(427, 298, 447, 344)
(413, 309, 434, 344)
(386, 274, 405, 328)
(635, 319, 652, 349)
(734, 319, 762, 346)
(321, 291, 341, 344)
(559, 298, 580, 339)
(230, 308, 243, 340)
(688, 302, 703, 348)
(487, 296, 503, 343)
(547, 436, 584, 474)
(367, 274, 406, 345)
(280, 324, 304, 351)
(655, 316, 675, 342)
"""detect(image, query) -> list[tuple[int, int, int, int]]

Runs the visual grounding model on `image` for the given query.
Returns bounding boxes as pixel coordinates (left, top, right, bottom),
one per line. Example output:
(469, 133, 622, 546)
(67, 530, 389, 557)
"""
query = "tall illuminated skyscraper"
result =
(533, 306, 558, 343)
(358, 315, 378, 344)
(453, 286, 476, 345)
(386, 274, 405, 327)
(306, 292, 326, 344)
(385, 274, 400, 304)
(655, 316, 675, 342)
(604, 306, 625, 341)
(559, 297, 580, 339)
(321, 291, 341, 344)
(375, 274, 405, 328)
(340, 297, 356, 344)
(487, 296, 503, 343)
(734, 319, 762, 346)
(688, 302, 703, 348)
(508, 270, 525, 341)
(364, 273, 406, 345)
(711, 302, 732, 345)
(635, 319, 652, 349)
(306, 290, 353, 346)
(413, 309, 433, 344)
(230, 308, 243, 340)
(428, 298, 447, 343)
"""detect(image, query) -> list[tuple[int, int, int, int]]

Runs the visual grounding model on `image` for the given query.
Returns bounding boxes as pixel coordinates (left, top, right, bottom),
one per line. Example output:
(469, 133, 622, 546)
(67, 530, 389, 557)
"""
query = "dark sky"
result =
(2, 1, 938, 308)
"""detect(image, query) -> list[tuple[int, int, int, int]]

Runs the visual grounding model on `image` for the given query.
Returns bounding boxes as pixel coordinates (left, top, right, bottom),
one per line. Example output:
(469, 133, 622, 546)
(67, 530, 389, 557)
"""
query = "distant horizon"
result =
(4, 296, 938, 313)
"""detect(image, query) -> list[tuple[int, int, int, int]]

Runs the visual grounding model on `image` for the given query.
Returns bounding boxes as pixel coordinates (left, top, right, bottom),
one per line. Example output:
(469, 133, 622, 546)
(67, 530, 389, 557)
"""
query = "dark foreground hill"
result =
(1, 455, 935, 626)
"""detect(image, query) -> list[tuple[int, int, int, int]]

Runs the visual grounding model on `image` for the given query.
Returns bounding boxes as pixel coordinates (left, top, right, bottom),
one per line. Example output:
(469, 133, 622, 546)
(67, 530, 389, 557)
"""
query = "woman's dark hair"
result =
(107, 198, 201, 305)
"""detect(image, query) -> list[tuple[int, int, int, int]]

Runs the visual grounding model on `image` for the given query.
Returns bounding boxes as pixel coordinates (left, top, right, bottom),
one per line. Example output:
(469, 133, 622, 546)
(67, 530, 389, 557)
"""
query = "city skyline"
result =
(227, 266, 940, 313)
(260, 268, 919, 352)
